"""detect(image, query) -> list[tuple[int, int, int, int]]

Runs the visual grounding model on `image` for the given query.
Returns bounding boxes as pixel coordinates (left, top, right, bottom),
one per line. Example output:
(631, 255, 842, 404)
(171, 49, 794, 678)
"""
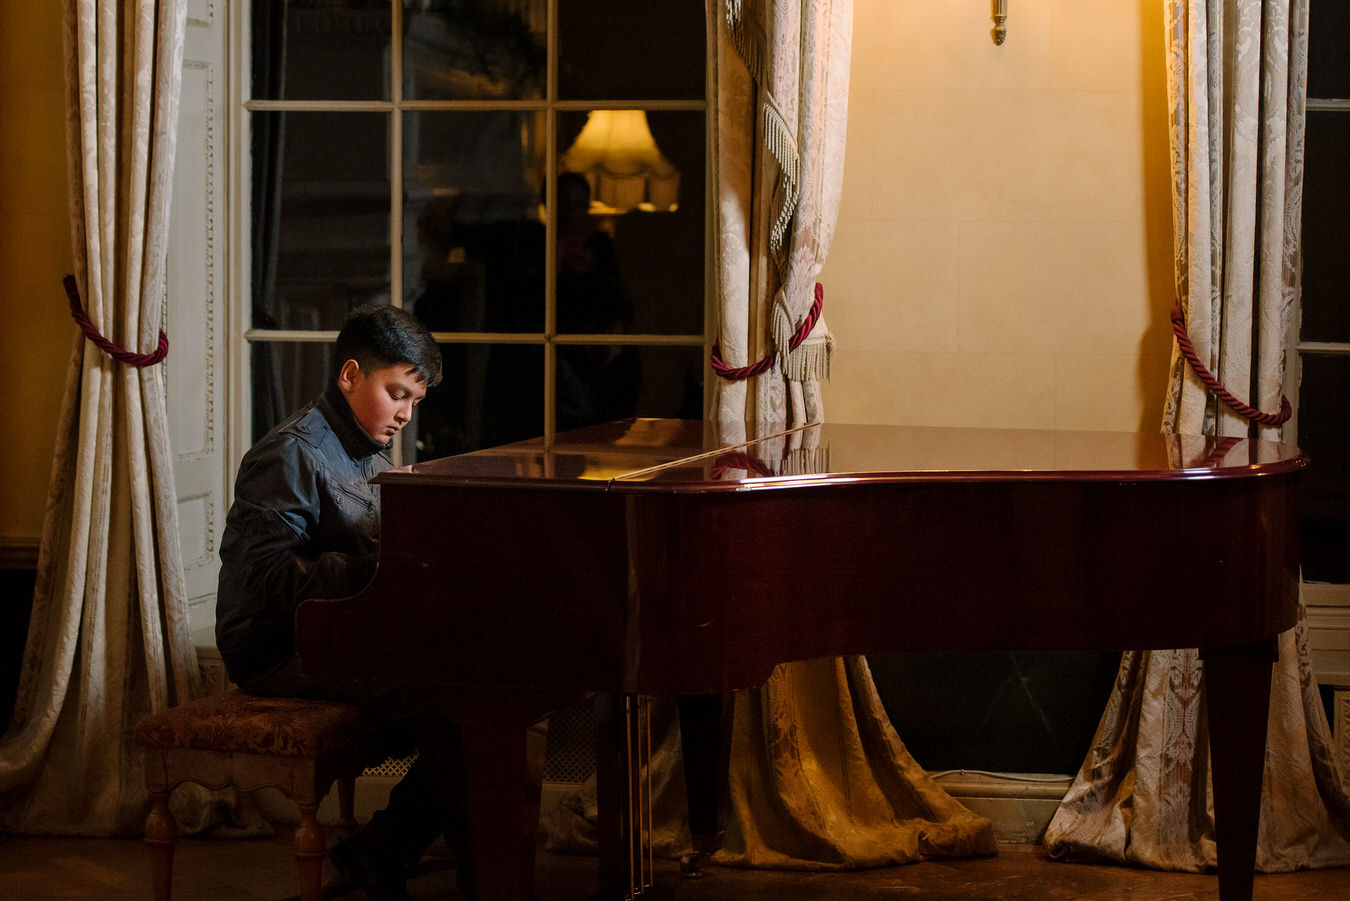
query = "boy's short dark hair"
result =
(335, 303, 442, 387)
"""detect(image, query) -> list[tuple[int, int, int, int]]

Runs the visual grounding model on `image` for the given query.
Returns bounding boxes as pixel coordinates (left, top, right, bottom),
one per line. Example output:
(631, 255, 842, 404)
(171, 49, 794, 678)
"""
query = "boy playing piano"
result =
(215, 303, 469, 900)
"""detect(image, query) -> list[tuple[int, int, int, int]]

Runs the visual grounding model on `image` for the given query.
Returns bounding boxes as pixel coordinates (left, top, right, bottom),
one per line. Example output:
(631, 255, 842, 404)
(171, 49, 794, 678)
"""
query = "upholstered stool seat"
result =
(133, 689, 383, 901)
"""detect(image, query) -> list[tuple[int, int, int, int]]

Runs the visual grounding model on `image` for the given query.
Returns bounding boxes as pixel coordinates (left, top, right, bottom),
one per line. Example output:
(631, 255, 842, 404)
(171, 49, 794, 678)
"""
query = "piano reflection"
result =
(297, 419, 1304, 901)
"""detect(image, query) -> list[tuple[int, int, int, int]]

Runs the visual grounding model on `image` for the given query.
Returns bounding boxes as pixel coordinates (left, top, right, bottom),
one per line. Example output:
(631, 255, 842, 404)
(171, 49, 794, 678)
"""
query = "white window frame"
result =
(1291, 97, 1350, 687)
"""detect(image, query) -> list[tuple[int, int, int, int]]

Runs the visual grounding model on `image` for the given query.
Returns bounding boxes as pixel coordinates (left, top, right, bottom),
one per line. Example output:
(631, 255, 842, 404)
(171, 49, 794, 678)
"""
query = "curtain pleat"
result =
(1045, 0, 1350, 872)
(0, 0, 200, 837)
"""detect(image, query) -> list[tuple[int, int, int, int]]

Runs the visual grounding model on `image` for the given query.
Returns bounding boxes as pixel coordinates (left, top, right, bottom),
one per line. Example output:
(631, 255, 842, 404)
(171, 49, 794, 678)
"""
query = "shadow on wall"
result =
(1136, 0, 1178, 432)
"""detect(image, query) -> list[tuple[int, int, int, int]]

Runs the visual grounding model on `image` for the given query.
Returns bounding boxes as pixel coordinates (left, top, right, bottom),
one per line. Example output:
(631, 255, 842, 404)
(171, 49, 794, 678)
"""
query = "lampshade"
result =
(559, 110, 679, 214)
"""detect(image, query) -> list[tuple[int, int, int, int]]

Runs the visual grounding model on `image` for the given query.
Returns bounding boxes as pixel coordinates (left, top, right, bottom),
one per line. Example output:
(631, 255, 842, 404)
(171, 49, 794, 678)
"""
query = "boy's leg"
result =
(240, 656, 471, 894)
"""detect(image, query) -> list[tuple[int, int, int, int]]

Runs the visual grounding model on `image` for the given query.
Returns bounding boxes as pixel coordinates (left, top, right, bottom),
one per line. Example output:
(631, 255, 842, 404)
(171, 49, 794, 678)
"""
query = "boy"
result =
(216, 303, 467, 900)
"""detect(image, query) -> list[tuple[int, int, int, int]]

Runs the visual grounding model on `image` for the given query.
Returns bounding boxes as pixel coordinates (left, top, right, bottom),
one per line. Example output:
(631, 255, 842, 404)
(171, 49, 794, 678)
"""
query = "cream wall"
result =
(0, 3, 70, 558)
(822, 0, 1175, 431)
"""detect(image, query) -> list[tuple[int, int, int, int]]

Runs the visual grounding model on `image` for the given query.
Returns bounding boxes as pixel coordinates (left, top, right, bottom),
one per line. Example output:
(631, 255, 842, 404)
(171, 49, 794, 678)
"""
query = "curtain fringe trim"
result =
(724, 1, 802, 276)
(763, 101, 801, 267)
(783, 334, 833, 383)
(724, 0, 767, 86)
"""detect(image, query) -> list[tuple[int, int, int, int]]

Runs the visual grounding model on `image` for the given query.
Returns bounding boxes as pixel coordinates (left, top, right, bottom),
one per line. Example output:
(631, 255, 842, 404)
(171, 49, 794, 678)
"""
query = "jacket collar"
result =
(318, 380, 389, 460)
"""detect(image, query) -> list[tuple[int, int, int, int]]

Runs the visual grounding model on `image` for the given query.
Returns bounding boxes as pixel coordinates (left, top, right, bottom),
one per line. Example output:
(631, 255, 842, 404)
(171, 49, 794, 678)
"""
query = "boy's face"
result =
(337, 360, 428, 445)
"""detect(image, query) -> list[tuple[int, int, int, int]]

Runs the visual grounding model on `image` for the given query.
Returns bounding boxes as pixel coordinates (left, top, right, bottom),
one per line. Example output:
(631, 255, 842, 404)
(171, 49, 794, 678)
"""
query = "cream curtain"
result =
(545, 0, 994, 868)
(0, 0, 200, 837)
(1045, 0, 1350, 872)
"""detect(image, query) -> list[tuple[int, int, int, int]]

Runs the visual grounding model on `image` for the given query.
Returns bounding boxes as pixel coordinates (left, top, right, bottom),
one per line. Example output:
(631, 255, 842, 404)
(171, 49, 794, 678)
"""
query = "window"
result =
(1298, 1, 1350, 692)
(1298, 2, 1349, 587)
(242, 1, 709, 459)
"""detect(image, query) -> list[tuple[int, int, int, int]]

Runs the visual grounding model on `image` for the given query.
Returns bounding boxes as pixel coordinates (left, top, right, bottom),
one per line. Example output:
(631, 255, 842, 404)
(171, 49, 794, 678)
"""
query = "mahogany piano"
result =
(297, 419, 1305, 901)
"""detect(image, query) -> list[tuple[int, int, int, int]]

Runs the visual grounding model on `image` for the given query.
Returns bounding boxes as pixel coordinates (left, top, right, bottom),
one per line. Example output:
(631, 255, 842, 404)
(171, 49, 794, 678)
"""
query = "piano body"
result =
(297, 419, 1305, 901)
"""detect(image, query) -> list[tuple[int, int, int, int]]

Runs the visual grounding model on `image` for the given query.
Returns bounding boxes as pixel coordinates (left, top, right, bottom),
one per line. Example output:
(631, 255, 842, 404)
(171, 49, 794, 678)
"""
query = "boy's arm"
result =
(226, 496, 378, 611)
(221, 437, 378, 620)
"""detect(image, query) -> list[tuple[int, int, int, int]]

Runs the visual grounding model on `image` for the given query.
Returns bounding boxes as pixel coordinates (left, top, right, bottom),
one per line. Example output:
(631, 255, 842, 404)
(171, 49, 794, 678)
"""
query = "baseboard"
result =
(535, 775, 1068, 848)
(1307, 581, 1350, 687)
(0, 535, 39, 570)
(929, 771, 1072, 844)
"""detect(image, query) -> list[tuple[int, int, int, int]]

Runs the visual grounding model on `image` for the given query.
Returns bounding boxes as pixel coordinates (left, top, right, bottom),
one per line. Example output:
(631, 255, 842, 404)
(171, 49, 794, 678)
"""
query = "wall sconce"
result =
(558, 110, 679, 215)
(992, 0, 1008, 45)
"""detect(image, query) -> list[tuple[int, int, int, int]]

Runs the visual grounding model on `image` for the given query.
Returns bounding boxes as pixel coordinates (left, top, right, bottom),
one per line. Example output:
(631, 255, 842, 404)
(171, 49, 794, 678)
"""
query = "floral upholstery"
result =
(133, 690, 375, 758)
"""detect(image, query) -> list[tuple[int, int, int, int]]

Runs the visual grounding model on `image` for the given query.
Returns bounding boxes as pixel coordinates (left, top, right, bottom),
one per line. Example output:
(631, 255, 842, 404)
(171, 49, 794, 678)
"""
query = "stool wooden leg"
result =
(144, 790, 177, 901)
(294, 802, 326, 901)
(337, 776, 357, 830)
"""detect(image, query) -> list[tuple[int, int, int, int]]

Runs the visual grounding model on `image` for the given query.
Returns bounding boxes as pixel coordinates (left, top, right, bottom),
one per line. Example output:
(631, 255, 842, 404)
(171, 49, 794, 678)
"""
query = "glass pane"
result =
(557, 343, 703, 433)
(250, 341, 336, 442)
(556, 110, 705, 336)
(413, 344, 545, 458)
(1299, 353, 1350, 583)
(250, 0, 391, 101)
(404, 111, 546, 333)
(402, 0, 546, 101)
(1301, 111, 1350, 344)
(251, 111, 391, 331)
(558, 1, 704, 101)
(1309, 0, 1350, 100)
(868, 652, 1121, 774)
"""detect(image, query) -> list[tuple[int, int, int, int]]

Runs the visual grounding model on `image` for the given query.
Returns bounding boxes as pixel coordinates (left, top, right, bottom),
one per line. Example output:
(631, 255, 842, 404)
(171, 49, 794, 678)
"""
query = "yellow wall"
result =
(0, 2, 70, 554)
(822, 0, 1175, 431)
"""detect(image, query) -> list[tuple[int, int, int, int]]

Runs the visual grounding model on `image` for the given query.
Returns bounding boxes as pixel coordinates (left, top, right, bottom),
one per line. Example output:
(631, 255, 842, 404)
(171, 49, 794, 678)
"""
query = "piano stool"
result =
(132, 689, 384, 901)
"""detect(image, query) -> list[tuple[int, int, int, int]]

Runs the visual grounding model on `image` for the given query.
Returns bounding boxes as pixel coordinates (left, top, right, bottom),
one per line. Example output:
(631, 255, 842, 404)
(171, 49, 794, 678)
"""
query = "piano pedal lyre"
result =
(596, 692, 657, 900)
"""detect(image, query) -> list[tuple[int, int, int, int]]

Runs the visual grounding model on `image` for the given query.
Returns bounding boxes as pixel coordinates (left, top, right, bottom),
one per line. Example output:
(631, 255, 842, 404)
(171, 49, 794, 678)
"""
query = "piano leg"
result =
(1200, 640, 1278, 901)
(460, 723, 540, 901)
(677, 693, 730, 877)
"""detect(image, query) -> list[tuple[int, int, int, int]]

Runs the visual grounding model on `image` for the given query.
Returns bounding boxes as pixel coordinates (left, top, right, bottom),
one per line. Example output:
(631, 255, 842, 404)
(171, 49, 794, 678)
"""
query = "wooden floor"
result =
(1, 830, 1348, 901)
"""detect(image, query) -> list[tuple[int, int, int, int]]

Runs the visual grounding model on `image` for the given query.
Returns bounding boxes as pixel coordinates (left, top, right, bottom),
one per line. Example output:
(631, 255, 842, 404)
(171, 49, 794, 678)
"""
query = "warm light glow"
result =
(559, 110, 679, 214)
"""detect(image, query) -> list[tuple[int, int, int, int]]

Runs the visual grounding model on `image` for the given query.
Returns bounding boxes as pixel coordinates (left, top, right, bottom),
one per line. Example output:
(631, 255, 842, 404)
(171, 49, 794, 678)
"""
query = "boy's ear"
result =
(337, 358, 362, 392)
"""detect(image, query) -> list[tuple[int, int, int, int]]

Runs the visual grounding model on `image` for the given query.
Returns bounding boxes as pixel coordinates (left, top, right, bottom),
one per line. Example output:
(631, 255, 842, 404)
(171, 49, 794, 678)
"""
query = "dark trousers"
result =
(239, 655, 471, 872)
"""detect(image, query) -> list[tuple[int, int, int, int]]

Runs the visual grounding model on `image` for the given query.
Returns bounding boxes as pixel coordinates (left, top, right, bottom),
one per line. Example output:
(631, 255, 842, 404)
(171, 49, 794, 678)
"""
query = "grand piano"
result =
(297, 418, 1305, 901)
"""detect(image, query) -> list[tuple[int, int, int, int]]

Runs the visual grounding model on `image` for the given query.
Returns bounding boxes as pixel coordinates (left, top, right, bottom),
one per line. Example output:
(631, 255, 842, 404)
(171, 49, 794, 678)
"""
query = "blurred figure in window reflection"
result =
(555, 170, 640, 430)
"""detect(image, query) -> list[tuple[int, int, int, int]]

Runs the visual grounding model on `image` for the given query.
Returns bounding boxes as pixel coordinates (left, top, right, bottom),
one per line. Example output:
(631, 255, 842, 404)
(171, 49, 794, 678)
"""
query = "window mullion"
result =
(390, 0, 405, 312)
(544, 0, 559, 439)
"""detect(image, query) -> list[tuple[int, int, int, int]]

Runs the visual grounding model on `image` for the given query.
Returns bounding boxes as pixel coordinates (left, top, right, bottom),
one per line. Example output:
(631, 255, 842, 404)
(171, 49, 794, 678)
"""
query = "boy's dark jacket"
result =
(215, 381, 391, 684)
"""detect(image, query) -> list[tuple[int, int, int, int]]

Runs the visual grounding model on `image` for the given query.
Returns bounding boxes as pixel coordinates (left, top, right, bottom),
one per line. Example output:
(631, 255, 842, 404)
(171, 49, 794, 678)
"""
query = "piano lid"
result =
(375, 419, 1307, 491)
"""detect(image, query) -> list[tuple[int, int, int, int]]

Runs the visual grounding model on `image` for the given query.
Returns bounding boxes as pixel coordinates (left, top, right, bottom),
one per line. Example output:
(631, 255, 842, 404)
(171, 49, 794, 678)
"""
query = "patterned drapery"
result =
(1045, 0, 1350, 872)
(0, 0, 201, 836)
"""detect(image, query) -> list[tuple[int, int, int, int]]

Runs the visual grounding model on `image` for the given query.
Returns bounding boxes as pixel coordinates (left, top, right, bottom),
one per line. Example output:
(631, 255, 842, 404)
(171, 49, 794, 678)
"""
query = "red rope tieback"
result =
(1204, 435, 1244, 467)
(1170, 303, 1290, 427)
(64, 275, 169, 367)
(711, 282, 824, 381)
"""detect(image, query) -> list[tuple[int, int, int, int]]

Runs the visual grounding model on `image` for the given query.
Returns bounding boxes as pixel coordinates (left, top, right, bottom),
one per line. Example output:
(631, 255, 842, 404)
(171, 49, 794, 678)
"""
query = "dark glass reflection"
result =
(251, 0, 391, 101)
(403, 0, 546, 100)
(403, 111, 546, 333)
(251, 111, 391, 333)
(557, 343, 703, 434)
(412, 344, 545, 459)
(1309, 0, 1350, 100)
(869, 651, 1121, 774)
(556, 110, 705, 335)
(1299, 354, 1350, 583)
(1301, 112, 1350, 344)
(558, 1, 704, 100)
(250, 341, 335, 443)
